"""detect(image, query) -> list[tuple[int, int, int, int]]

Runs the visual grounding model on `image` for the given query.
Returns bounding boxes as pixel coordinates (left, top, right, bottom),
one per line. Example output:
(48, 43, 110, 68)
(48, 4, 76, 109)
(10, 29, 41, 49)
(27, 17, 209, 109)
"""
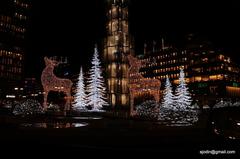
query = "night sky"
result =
(25, 0, 240, 78)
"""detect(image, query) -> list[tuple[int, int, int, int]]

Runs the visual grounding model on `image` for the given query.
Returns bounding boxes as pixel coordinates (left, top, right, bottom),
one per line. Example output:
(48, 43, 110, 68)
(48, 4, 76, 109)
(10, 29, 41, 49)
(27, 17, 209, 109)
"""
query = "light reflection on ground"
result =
(55, 117, 102, 120)
(213, 119, 240, 140)
(20, 122, 88, 128)
(157, 121, 194, 127)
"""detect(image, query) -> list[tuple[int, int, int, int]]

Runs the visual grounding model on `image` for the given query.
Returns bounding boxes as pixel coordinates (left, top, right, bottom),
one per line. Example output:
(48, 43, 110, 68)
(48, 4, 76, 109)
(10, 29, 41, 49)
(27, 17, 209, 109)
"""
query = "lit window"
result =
(121, 94, 127, 105)
(202, 76, 209, 81)
(112, 94, 116, 106)
(195, 76, 202, 82)
(219, 54, 224, 61)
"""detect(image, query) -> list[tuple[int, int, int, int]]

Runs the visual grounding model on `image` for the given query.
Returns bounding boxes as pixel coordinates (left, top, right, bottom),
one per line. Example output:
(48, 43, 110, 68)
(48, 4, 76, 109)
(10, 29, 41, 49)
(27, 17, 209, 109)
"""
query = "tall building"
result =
(103, 0, 134, 109)
(0, 0, 30, 98)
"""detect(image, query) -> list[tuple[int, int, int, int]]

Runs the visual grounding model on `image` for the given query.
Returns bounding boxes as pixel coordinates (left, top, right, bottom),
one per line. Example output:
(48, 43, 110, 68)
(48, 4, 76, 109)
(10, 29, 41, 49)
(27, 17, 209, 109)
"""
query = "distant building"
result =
(0, 0, 31, 98)
(103, 0, 134, 109)
(23, 77, 42, 99)
(139, 41, 240, 106)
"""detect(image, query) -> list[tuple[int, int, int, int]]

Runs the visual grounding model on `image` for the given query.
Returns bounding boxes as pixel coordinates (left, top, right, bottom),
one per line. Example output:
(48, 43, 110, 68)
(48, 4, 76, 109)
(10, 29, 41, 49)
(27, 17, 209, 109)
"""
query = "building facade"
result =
(103, 0, 134, 109)
(0, 0, 30, 98)
(139, 44, 240, 106)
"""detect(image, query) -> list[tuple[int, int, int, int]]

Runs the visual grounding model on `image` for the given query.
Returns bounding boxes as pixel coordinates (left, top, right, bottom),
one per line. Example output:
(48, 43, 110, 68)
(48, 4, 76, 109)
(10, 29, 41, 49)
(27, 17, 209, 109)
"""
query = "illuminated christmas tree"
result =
(174, 67, 192, 109)
(86, 47, 108, 111)
(159, 68, 198, 126)
(73, 67, 87, 111)
(161, 76, 175, 110)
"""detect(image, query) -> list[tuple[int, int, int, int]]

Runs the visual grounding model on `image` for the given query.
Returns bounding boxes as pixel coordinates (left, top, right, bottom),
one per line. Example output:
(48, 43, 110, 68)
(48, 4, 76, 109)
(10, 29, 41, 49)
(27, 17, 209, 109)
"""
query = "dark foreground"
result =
(0, 110, 239, 158)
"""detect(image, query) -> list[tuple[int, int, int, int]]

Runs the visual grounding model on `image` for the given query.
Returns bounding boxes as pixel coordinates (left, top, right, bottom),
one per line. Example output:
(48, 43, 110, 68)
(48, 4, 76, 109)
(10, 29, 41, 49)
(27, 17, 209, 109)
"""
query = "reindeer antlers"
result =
(44, 56, 60, 66)
(44, 57, 50, 65)
(44, 56, 49, 61)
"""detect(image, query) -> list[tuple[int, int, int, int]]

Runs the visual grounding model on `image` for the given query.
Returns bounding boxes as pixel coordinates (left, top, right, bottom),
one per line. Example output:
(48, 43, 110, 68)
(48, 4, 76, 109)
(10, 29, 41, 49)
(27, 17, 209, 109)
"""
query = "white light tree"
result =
(73, 67, 87, 111)
(159, 68, 198, 126)
(161, 76, 175, 110)
(159, 76, 176, 123)
(174, 67, 192, 109)
(86, 47, 108, 111)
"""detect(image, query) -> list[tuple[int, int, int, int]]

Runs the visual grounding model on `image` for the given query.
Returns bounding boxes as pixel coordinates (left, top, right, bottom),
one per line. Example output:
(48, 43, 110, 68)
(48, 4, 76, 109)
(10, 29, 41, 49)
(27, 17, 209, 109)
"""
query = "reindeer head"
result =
(127, 54, 141, 68)
(44, 57, 59, 67)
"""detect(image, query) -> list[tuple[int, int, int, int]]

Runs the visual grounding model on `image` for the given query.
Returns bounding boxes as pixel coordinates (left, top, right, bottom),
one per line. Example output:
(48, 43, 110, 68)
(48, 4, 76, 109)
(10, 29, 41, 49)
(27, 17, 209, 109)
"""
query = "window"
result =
(112, 94, 116, 106)
(195, 76, 202, 81)
(121, 94, 127, 105)
(111, 63, 117, 77)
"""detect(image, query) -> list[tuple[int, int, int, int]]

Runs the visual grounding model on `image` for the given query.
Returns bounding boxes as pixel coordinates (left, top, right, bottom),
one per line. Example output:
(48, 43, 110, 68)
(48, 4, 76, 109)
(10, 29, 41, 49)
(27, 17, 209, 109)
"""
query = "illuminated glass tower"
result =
(103, 0, 134, 109)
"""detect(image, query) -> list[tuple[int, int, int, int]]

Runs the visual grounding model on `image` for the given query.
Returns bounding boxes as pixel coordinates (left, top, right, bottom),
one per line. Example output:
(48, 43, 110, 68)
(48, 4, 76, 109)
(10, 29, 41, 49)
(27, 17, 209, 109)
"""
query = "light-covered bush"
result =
(13, 99, 44, 116)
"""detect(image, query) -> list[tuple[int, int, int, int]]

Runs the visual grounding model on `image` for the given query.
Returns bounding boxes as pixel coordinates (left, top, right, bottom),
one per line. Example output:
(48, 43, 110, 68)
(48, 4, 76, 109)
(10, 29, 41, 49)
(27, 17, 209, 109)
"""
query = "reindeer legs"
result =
(43, 90, 48, 110)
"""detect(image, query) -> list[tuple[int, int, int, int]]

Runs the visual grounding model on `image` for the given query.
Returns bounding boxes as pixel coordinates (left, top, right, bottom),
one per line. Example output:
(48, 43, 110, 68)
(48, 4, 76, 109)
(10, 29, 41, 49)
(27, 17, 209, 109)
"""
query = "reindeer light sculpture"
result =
(41, 57, 73, 111)
(127, 54, 161, 116)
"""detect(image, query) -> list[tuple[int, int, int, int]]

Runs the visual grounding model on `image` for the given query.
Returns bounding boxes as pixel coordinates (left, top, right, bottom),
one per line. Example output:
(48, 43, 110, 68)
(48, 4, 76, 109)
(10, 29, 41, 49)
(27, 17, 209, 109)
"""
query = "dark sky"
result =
(25, 0, 240, 78)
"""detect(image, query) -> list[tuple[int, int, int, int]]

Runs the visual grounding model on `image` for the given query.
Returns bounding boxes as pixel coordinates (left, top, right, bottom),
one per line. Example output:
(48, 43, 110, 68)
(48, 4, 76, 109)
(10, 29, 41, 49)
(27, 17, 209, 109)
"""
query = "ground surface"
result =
(0, 108, 239, 158)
